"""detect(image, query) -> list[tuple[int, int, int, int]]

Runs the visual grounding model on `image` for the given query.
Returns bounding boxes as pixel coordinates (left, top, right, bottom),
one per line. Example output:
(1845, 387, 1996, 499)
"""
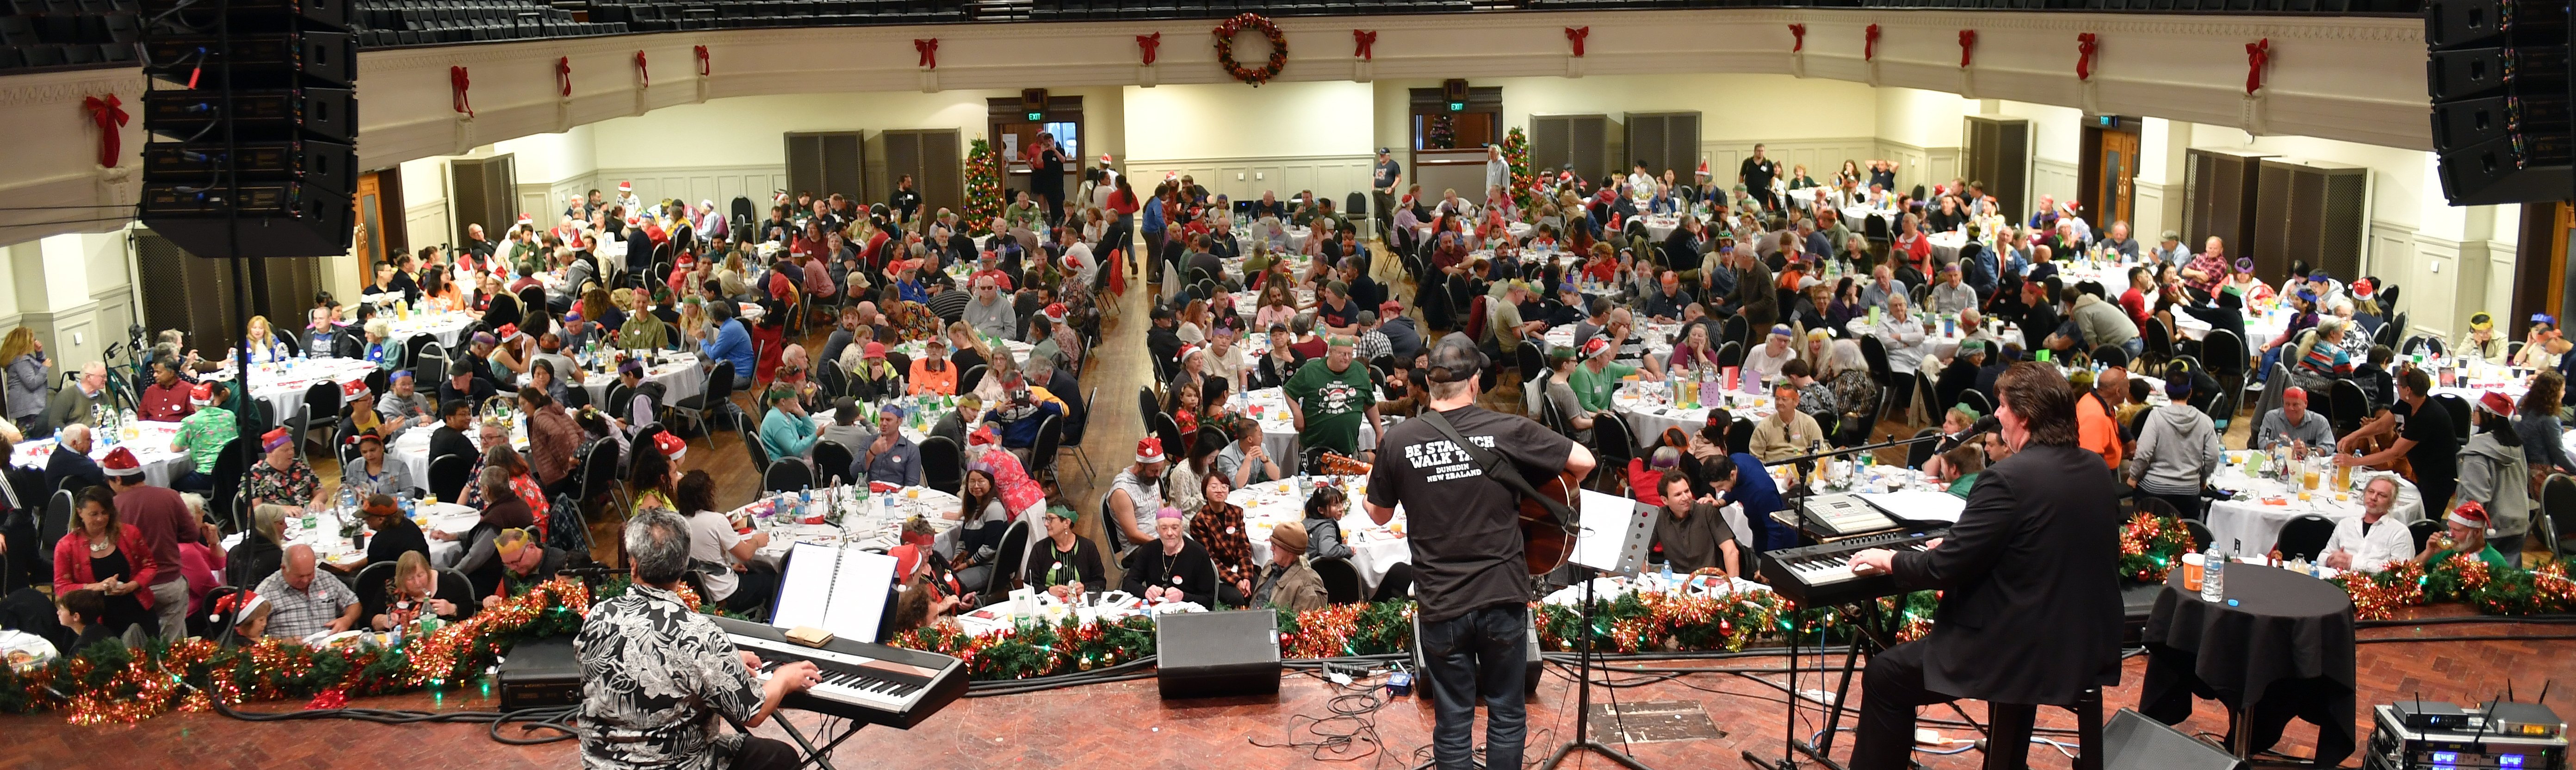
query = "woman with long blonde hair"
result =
(242, 315, 291, 362)
(0, 326, 46, 435)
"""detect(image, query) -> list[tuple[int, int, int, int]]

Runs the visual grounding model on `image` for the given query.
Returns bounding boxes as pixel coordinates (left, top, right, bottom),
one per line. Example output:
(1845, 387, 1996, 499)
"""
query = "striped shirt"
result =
(2299, 339, 2353, 377)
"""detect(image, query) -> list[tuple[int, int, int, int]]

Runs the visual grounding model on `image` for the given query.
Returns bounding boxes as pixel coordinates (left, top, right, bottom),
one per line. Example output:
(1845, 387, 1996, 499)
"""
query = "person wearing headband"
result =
(1120, 507, 1219, 606)
(240, 426, 324, 512)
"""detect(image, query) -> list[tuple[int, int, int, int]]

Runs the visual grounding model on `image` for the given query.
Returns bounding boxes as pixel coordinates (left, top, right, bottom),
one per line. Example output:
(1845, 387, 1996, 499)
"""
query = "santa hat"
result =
(968, 425, 1000, 447)
(1062, 254, 1083, 272)
(1164, 171, 1179, 182)
(2479, 390, 2516, 417)
(2449, 501, 2490, 529)
(654, 431, 688, 462)
(1043, 303, 1068, 323)
(1134, 437, 1165, 465)
(619, 180, 633, 192)
(102, 446, 144, 477)
(515, 213, 534, 227)
(2349, 278, 2375, 299)
(888, 544, 926, 579)
(260, 427, 292, 452)
(189, 382, 216, 405)
(210, 590, 265, 621)
(1582, 338, 1614, 360)
(496, 323, 522, 342)
(1695, 160, 1710, 178)
(1099, 153, 1114, 165)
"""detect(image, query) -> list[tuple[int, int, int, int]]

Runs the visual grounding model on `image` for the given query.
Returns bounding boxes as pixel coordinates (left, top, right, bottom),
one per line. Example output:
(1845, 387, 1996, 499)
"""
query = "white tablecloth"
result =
(2202, 453, 2424, 556)
(555, 351, 705, 411)
(1611, 379, 1777, 449)
(202, 357, 377, 425)
(10, 422, 188, 488)
(1233, 387, 1378, 462)
(743, 484, 966, 567)
(1227, 475, 1407, 590)
(1233, 287, 1316, 320)
(222, 501, 472, 570)
(384, 312, 475, 352)
(1543, 321, 1682, 358)
(2171, 306, 2294, 353)
(1845, 315, 2025, 362)
(891, 338, 1034, 368)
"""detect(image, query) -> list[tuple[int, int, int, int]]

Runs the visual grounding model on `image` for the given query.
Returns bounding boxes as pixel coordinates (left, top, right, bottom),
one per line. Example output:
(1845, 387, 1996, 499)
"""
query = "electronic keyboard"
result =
(710, 615, 969, 730)
(1790, 493, 1903, 540)
(1759, 528, 1947, 608)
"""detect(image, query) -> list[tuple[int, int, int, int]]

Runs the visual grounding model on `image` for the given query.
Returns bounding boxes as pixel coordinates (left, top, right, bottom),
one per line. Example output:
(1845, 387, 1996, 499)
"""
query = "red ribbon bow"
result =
(634, 50, 649, 87)
(555, 56, 571, 97)
(915, 38, 938, 69)
(2076, 32, 2099, 81)
(449, 65, 473, 117)
(694, 45, 710, 76)
(1788, 24, 1805, 52)
(1959, 29, 1977, 68)
(2244, 37, 2269, 94)
(82, 94, 125, 168)
(1353, 29, 1376, 61)
(1864, 24, 1880, 61)
(1564, 26, 1589, 57)
(1137, 32, 1161, 65)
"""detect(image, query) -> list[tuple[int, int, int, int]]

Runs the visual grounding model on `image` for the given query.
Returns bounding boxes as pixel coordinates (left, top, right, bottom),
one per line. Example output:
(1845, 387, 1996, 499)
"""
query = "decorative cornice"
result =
(0, 69, 147, 108)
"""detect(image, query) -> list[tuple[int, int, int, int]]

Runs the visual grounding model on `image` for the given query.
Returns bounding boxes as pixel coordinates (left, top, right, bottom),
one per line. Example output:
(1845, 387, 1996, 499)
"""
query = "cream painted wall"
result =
(1122, 81, 1374, 162)
(1875, 87, 1969, 151)
(0, 230, 136, 377)
(1367, 74, 1879, 163)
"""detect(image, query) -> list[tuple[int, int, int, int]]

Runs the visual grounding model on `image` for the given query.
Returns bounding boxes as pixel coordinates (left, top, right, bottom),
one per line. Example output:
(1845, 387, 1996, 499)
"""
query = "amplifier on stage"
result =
(2370, 702, 2569, 770)
(1156, 609, 1281, 699)
(496, 637, 582, 710)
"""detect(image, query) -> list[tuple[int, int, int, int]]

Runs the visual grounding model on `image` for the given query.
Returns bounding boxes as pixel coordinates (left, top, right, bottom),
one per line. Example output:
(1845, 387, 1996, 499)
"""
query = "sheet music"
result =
(1572, 489, 1654, 575)
(771, 543, 899, 643)
(1856, 491, 1967, 524)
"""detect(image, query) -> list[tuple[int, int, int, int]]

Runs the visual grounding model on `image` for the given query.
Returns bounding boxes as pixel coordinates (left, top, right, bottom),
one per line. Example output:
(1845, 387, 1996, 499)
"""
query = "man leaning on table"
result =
(2321, 475, 2416, 574)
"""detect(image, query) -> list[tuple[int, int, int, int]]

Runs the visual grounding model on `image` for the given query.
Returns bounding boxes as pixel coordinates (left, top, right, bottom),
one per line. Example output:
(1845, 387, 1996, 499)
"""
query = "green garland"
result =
(2334, 551, 2576, 620)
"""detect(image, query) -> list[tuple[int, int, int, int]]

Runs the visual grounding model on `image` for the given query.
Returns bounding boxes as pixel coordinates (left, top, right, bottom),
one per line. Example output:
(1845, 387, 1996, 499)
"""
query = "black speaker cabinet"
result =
(496, 637, 582, 709)
(1156, 609, 1281, 699)
(2105, 708, 2242, 770)
(1411, 609, 1543, 697)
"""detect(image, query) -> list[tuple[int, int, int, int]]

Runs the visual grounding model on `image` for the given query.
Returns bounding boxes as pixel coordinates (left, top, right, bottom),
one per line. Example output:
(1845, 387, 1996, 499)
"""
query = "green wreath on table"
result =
(1214, 13, 1287, 86)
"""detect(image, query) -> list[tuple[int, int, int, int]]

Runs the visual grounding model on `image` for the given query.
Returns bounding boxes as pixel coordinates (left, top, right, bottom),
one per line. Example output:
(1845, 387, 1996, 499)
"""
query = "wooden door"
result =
(2095, 130, 2139, 229)
(355, 171, 390, 273)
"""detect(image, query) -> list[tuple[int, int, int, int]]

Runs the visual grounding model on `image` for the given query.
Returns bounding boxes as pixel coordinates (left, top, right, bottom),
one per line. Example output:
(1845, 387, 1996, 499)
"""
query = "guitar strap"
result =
(1416, 407, 1576, 532)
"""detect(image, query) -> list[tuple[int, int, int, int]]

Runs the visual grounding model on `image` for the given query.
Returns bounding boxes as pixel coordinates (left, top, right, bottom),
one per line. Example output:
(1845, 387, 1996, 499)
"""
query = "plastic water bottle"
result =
(799, 490, 813, 522)
(1659, 563, 1676, 594)
(2201, 540, 2230, 602)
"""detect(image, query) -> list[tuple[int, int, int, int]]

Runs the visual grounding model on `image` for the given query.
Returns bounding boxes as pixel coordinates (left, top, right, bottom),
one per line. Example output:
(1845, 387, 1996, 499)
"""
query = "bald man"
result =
(45, 361, 110, 431)
(252, 544, 361, 639)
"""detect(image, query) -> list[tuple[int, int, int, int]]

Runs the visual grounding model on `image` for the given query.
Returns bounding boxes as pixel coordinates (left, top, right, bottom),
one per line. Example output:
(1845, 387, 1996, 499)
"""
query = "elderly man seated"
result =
(2255, 386, 2337, 452)
(2321, 476, 2416, 573)
(252, 545, 361, 640)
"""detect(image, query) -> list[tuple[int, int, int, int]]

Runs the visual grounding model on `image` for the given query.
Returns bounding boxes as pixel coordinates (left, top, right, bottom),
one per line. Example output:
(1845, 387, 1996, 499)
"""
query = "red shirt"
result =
(2119, 287, 2150, 327)
(116, 484, 196, 586)
(1107, 190, 1139, 216)
(139, 381, 193, 422)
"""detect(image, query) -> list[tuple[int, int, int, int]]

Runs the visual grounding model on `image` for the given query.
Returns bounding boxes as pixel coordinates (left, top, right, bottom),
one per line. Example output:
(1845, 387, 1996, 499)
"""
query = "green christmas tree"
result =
(963, 137, 1002, 237)
(1502, 125, 1536, 221)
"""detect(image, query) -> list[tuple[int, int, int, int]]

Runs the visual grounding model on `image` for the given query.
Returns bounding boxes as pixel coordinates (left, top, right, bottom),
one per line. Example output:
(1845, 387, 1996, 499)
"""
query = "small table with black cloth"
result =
(2139, 563, 2357, 767)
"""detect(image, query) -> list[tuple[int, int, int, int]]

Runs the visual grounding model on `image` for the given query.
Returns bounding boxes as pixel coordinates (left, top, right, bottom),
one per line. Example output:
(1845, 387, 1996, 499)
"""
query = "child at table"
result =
(1301, 485, 1354, 561)
(1933, 444, 1986, 499)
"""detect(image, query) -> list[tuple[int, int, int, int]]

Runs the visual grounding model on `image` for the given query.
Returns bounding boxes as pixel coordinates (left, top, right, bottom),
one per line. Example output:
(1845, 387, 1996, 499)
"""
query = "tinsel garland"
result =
(888, 615, 1159, 680)
(2117, 512, 2195, 584)
(1, 577, 625, 724)
(2334, 551, 2576, 621)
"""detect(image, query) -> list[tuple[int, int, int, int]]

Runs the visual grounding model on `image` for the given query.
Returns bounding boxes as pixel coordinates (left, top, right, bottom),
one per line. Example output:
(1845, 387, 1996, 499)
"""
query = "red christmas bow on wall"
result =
(1564, 26, 1588, 57)
(2244, 37, 2269, 94)
(1353, 29, 1376, 61)
(1788, 24, 1805, 52)
(555, 56, 571, 97)
(449, 65, 473, 117)
(2076, 32, 2098, 81)
(1958, 29, 1976, 68)
(1864, 24, 1880, 61)
(82, 94, 125, 168)
(1137, 32, 1160, 65)
(915, 38, 938, 69)
(634, 50, 649, 87)
(694, 45, 710, 76)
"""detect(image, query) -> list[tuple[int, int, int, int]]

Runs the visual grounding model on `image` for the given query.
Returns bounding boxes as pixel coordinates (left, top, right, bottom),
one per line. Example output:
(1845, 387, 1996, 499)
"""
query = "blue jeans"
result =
(2121, 335, 2145, 359)
(1418, 603, 1529, 770)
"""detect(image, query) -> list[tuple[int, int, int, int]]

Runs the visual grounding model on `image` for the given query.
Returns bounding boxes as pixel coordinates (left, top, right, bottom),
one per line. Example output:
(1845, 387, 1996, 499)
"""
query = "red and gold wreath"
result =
(1214, 13, 1287, 86)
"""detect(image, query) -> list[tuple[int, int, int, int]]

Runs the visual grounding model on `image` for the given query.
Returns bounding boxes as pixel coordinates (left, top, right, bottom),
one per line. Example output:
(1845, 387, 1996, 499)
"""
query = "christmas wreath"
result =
(1214, 13, 1287, 86)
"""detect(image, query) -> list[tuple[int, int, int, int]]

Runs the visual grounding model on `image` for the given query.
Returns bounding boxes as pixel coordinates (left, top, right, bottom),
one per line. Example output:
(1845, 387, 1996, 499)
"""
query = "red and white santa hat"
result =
(1099, 153, 1114, 165)
(102, 446, 144, 478)
(1695, 160, 1710, 178)
(189, 382, 216, 405)
(1043, 303, 1068, 323)
(2449, 500, 2490, 529)
(1134, 436, 1165, 465)
(654, 431, 688, 462)
(496, 323, 522, 342)
(619, 180, 634, 192)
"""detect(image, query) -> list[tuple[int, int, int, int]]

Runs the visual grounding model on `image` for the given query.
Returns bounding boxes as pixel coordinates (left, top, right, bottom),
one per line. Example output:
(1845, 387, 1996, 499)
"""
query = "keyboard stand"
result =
(726, 709, 869, 770)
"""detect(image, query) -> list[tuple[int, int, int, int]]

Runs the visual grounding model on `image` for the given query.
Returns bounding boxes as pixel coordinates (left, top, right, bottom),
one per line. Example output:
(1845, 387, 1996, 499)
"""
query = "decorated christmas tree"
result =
(1503, 125, 1536, 221)
(1426, 114, 1455, 150)
(963, 137, 1002, 236)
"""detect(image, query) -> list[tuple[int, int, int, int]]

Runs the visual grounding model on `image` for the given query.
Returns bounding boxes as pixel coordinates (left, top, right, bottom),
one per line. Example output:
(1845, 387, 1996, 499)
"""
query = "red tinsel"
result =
(304, 689, 349, 710)
(694, 44, 710, 76)
(2244, 38, 2269, 94)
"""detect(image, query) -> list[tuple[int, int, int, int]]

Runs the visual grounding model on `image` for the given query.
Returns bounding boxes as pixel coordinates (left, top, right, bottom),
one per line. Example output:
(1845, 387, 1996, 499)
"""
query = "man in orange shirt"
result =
(2071, 367, 2126, 469)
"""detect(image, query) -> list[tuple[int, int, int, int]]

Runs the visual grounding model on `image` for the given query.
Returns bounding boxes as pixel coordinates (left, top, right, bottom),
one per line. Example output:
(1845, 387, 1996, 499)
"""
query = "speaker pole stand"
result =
(1540, 566, 1653, 770)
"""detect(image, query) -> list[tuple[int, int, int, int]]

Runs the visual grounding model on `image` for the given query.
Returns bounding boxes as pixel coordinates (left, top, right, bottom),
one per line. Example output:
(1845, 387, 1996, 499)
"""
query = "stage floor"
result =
(4, 613, 2567, 770)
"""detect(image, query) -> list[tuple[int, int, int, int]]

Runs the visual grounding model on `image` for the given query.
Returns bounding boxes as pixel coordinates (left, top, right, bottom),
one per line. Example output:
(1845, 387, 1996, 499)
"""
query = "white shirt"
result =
(685, 509, 745, 600)
(1869, 314, 1933, 374)
(1741, 342, 1798, 385)
(1626, 172, 1657, 202)
(1064, 242, 1098, 287)
(2320, 512, 2416, 574)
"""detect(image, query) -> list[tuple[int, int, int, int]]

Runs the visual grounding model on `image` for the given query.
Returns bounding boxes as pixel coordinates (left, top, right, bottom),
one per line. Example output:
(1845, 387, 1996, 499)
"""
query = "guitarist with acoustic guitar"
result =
(1366, 336, 1594, 770)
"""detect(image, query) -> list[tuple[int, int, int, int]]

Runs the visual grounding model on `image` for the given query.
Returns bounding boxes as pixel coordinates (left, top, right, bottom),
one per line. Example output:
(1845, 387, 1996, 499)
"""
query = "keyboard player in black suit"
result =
(577, 509, 824, 770)
(1844, 361, 2124, 770)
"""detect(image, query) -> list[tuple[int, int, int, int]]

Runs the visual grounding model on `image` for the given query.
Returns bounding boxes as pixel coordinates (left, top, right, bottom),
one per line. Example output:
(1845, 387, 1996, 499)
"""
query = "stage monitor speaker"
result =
(1156, 609, 1281, 700)
(1411, 610, 1543, 697)
(495, 637, 582, 709)
(2104, 708, 2242, 770)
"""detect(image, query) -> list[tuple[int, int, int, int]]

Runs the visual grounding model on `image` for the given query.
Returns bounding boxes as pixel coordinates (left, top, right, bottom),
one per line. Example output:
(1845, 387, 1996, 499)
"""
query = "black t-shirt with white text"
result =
(1366, 406, 1575, 623)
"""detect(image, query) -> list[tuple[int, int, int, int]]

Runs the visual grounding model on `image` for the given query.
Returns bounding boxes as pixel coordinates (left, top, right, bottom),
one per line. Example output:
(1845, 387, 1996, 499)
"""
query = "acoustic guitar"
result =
(1517, 469, 1589, 576)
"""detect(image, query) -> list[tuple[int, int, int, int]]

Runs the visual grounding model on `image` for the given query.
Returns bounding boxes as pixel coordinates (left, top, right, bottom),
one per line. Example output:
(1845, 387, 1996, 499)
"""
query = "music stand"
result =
(1538, 491, 1661, 770)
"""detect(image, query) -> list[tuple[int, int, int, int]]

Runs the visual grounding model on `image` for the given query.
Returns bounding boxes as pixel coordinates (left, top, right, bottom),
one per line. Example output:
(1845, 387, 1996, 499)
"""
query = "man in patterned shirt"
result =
(170, 381, 234, 492)
(578, 509, 821, 770)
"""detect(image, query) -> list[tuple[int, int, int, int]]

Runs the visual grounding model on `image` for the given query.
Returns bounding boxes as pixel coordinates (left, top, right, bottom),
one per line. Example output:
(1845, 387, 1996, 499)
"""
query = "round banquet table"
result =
(1242, 224, 1313, 255)
(389, 422, 529, 491)
(1610, 379, 1777, 449)
(1223, 252, 1312, 286)
(891, 338, 1034, 368)
(2202, 454, 2423, 556)
(1225, 475, 1406, 590)
(2139, 563, 2358, 768)
(1844, 316, 2024, 361)
(1233, 387, 1378, 463)
(223, 501, 472, 570)
(743, 484, 967, 568)
(1542, 321, 1682, 359)
(380, 310, 475, 351)
(201, 357, 378, 425)
(11, 421, 189, 488)
(1232, 287, 1317, 320)
(557, 351, 705, 410)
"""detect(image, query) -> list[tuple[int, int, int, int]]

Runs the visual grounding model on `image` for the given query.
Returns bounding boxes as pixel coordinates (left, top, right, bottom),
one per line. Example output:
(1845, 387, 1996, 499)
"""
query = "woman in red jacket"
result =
(53, 485, 161, 638)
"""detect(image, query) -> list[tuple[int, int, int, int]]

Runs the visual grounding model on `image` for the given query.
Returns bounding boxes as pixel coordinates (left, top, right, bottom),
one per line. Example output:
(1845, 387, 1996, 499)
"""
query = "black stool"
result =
(1983, 686, 2103, 770)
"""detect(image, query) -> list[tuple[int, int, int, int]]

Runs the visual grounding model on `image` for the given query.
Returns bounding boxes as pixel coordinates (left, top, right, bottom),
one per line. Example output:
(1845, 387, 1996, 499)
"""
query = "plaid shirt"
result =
(253, 569, 358, 640)
(1189, 502, 1257, 586)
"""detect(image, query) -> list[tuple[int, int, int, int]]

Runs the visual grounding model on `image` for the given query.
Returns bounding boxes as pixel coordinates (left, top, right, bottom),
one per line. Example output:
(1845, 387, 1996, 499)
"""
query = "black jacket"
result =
(1889, 443, 2123, 704)
(1119, 538, 1220, 607)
